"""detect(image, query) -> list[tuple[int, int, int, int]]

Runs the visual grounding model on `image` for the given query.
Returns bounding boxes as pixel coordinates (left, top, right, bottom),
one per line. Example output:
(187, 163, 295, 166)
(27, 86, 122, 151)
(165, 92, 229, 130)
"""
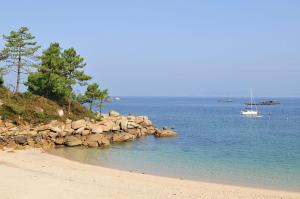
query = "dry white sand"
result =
(0, 148, 299, 199)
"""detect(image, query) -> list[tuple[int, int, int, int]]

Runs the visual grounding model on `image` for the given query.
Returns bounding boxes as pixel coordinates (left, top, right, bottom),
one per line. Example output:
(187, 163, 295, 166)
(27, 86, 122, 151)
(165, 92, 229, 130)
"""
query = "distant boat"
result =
(114, 97, 121, 101)
(241, 89, 259, 117)
(245, 100, 280, 106)
(218, 99, 233, 103)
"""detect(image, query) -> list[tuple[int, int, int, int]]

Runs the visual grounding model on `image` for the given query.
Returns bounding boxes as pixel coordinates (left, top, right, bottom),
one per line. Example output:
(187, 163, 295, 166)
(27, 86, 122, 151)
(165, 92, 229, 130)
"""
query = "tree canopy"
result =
(27, 43, 91, 107)
(0, 27, 40, 93)
(0, 26, 110, 118)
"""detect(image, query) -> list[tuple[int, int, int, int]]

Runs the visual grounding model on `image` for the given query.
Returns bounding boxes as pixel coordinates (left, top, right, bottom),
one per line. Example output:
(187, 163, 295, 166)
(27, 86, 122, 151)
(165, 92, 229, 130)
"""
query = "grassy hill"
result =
(0, 87, 94, 124)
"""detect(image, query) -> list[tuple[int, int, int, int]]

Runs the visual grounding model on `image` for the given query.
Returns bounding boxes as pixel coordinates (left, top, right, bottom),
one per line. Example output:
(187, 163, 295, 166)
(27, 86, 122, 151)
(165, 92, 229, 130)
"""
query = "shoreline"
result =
(48, 146, 300, 193)
(0, 148, 299, 199)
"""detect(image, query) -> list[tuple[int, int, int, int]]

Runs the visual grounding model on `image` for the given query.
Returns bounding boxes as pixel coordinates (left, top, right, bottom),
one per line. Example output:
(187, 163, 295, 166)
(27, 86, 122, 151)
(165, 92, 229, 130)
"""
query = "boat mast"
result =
(250, 88, 253, 110)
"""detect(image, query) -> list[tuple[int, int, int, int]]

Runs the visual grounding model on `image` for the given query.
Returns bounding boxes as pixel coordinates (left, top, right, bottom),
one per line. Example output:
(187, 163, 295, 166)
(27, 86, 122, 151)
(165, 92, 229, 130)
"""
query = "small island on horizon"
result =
(0, 1, 300, 199)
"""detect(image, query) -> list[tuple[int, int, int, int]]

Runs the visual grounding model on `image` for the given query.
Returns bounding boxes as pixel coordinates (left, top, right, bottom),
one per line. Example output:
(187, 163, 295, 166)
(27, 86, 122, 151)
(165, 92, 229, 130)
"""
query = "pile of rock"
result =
(0, 111, 177, 150)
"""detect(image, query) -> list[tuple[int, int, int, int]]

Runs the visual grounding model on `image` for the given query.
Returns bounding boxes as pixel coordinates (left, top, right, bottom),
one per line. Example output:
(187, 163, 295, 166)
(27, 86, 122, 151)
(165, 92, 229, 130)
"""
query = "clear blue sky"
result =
(1, 0, 299, 97)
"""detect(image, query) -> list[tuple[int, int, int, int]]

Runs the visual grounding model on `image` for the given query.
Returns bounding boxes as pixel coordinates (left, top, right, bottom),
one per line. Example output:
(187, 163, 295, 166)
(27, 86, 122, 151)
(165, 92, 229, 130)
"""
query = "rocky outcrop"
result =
(64, 136, 82, 146)
(0, 111, 177, 150)
(154, 129, 177, 137)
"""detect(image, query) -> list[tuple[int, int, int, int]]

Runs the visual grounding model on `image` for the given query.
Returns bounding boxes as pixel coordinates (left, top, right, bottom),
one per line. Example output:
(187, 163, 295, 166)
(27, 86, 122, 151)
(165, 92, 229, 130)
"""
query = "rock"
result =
(0, 120, 5, 128)
(36, 124, 50, 131)
(27, 138, 35, 147)
(154, 129, 177, 137)
(55, 137, 64, 145)
(109, 110, 120, 117)
(49, 120, 64, 133)
(71, 119, 86, 129)
(85, 140, 98, 147)
(64, 136, 82, 146)
(98, 137, 110, 146)
(28, 130, 38, 137)
(0, 136, 7, 145)
(91, 125, 103, 134)
(141, 117, 152, 127)
(39, 130, 50, 139)
(127, 115, 135, 122)
(0, 99, 3, 106)
(40, 140, 55, 149)
(74, 127, 85, 134)
(85, 134, 110, 147)
(5, 122, 15, 129)
(57, 109, 64, 117)
(63, 123, 73, 136)
(112, 124, 120, 131)
(134, 116, 144, 124)
(82, 129, 90, 136)
(49, 131, 58, 139)
(145, 126, 156, 135)
(14, 135, 28, 145)
(127, 121, 139, 129)
(112, 132, 135, 142)
(6, 140, 18, 149)
(86, 134, 103, 142)
(98, 119, 115, 132)
(118, 117, 128, 130)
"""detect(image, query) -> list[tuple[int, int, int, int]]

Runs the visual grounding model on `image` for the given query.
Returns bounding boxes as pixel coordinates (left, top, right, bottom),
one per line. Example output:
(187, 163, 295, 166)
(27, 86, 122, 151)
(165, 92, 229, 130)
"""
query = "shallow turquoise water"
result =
(50, 97, 300, 191)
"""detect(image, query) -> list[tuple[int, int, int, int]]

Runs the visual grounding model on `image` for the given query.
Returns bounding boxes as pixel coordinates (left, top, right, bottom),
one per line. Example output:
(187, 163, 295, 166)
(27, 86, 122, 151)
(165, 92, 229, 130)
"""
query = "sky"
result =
(0, 0, 299, 97)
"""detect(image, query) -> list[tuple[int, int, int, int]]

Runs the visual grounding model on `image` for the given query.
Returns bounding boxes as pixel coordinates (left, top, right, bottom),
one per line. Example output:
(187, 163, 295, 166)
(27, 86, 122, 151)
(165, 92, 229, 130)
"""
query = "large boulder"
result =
(117, 117, 128, 130)
(112, 132, 135, 142)
(74, 127, 85, 134)
(63, 123, 74, 136)
(49, 120, 64, 133)
(82, 129, 90, 136)
(145, 126, 156, 135)
(55, 137, 65, 145)
(109, 110, 120, 117)
(127, 115, 135, 122)
(14, 135, 28, 145)
(64, 136, 82, 146)
(98, 119, 115, 132)
(134, 116, 144, 124)
(85, 134, 110, 147)
(141, 117, 152, 127)
(127, 121, 140, 129)
(154, 129, 177, 137)
(98, 137, 110, 146)
(85, 140, 98, 147)
(71, 119, 86, 130)
(86, 134, 102, 142)
(126, 128, 144, 137)
(91, 125, 104, 134)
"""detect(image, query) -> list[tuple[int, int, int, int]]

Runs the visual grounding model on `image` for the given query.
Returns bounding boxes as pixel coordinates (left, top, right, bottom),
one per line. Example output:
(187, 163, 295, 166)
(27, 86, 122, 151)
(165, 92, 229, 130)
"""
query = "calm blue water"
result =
(51, 97, 300, 191)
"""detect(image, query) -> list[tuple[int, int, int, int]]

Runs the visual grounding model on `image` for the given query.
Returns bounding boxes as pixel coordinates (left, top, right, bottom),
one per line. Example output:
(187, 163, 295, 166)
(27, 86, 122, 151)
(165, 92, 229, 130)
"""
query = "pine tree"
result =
(27, 43, 67, 101)
(82, 83, 102, 111)
(1, 27, 40, 93)
(61, 48, 91, 113)
(96, 89, 111, 116)
(27, 43, 91, 112)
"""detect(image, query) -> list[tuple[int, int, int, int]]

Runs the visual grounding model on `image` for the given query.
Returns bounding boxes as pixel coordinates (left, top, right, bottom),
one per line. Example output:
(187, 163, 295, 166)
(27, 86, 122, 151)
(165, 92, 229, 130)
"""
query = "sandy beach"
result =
(0, 149, 298, 199)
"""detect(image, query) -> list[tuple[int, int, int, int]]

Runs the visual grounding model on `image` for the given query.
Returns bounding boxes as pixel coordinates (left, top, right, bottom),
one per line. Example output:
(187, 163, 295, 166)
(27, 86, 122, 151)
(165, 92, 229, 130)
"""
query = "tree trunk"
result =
(68, 98, 72, 114)
(89, 101, 93, 111)
(99, 100, 103, 117)
(15, 56, 21, 94)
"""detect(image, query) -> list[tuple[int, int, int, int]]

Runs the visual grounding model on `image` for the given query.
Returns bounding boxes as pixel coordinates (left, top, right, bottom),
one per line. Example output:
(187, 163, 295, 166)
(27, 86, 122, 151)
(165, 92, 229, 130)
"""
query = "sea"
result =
(50, 97, 300, 191)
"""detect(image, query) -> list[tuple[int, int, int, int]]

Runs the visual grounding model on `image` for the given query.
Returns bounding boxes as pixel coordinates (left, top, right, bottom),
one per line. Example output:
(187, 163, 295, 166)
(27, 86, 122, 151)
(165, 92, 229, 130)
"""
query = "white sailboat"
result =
(240, 89, 259, 116)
